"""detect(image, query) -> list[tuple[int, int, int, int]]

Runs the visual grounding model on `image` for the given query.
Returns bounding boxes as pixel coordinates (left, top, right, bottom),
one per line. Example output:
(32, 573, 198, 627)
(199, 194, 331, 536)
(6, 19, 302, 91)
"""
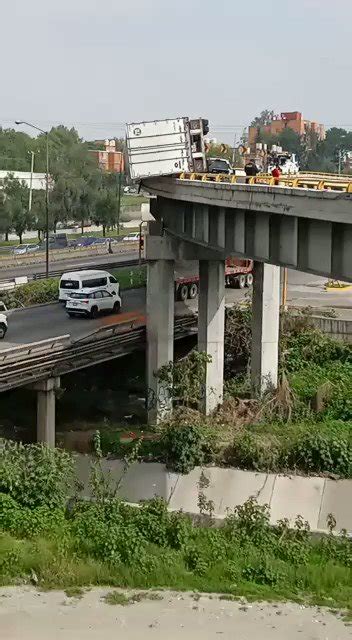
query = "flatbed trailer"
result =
(174, 258, 253, 301)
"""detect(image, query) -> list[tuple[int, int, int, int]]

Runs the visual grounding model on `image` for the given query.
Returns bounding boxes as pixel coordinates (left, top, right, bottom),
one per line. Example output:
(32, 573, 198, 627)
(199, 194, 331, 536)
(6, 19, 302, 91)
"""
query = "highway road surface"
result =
(1, 588, 350, 640)
(1, 271, 352, 351)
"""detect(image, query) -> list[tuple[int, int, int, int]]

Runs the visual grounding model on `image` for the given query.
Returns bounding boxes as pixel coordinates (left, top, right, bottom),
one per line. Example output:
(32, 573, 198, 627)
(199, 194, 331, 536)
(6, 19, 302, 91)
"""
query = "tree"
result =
(95, 189, 119, 236)
(3, 175, 32, 243)
(205, 142, 233, 161)
(250, 109, 276, 127)
(31, 190, 46, 240)
(0, 188, 12, 241)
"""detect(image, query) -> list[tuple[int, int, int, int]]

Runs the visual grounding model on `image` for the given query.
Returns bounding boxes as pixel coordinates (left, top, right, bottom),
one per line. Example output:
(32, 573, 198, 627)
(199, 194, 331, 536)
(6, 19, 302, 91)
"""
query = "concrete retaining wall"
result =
(311, 315, 352, 342)
(75, 456, 352, 534)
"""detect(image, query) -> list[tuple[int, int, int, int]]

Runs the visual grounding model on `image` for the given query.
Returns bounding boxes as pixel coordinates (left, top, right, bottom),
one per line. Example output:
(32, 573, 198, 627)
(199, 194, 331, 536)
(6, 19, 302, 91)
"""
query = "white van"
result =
(59, 270, 120, 303)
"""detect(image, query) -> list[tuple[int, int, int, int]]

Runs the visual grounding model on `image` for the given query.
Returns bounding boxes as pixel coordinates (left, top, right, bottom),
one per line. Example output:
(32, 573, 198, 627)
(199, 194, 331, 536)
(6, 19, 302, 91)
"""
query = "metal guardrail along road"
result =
(0, 316, 197, 392)
(179, 172, 352, 192)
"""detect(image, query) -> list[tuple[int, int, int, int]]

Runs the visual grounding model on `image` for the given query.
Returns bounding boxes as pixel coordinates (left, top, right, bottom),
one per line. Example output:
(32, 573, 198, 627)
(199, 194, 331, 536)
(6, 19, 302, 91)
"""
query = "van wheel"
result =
(90, 306, 99, 319)
(178, 284, 188, 301)
(238, 275, 246, 289)
(188, 283, 198, 299)
(246, 273, 253, 287)
(0, 323, 7, 339)
(112, 301, 121, 314)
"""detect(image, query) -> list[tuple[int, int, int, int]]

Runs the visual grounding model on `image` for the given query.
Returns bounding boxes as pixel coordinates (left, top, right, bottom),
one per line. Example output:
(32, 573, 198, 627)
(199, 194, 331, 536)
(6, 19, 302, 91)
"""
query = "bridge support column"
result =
(198, 260, 225, 414)
(146, 260, 175, 424)
(251, 262, 280, 394)
(33, 377, 60, 446)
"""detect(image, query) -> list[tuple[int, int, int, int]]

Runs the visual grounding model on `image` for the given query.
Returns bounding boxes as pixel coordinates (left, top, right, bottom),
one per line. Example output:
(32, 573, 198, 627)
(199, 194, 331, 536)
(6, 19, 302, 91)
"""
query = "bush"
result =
(286, 425, 352, 477)
(226, 421, 352, 478)
(162, 421, 216, 474)
(0, 440, 74, 508)
(2, 278, 59, 309)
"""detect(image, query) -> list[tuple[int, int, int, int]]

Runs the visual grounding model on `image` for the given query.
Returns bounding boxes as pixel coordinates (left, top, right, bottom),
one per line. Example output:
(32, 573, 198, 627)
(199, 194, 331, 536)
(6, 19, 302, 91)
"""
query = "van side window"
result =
(109, 276, 117, 284)
(82, 277, 107, 288)
(60, 279, 79, 290)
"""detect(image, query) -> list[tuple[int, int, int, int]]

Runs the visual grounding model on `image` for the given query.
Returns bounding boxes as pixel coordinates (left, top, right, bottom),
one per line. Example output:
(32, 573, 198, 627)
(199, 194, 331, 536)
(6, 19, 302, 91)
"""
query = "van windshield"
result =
(60, 279, 79, 290)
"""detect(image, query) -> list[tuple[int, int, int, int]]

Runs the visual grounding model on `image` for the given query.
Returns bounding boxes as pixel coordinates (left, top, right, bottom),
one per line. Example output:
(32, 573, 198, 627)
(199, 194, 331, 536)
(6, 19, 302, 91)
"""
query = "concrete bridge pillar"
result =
(251, 262, 280, 394)
(146, 259, 175, 424)
(198, 260, 225, 414)
(33, 377, 60, 446)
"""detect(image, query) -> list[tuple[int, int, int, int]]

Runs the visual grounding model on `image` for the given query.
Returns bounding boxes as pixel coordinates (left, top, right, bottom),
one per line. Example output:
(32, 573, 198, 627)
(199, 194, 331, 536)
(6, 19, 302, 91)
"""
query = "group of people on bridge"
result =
(244, 159, 282, 185)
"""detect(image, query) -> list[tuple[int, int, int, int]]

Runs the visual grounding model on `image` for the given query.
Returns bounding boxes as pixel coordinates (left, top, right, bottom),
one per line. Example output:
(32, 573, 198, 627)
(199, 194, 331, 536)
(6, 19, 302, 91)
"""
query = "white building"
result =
(0, 170, 46, 190)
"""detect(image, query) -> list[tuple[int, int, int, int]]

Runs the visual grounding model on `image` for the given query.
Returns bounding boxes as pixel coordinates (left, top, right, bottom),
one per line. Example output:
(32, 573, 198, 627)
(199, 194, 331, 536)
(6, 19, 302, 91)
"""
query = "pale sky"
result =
(1, 0, 351, 141)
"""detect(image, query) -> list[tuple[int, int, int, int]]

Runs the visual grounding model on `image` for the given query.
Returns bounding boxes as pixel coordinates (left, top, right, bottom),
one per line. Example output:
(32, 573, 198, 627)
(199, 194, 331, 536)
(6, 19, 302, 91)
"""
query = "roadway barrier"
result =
(179, 172, 352, 192)
(0, 276, 29, 292)
(0, 334, 71, 363)
(0, 315, 197, 392)
(0, 258, 144, 287)
(74, 457, 352, 534)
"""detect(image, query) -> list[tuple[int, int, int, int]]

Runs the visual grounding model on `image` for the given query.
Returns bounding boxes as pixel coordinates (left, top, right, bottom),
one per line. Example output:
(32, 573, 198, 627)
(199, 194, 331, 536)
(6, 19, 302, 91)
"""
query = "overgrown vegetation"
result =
(1, 266, 146, 309)
(100, 305, 352, 477)
(0, 441, 351, 610)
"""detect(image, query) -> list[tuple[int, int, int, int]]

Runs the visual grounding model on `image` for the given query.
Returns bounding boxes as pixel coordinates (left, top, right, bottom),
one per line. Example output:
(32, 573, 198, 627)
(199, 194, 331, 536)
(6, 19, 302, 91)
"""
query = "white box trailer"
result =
(126, 117, 207, 180)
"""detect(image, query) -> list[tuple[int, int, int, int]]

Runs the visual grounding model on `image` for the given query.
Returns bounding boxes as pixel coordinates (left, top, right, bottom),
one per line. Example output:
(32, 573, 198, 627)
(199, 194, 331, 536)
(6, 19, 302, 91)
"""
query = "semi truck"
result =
(126, 117, 209, 179)
(174, 258, 253, 301)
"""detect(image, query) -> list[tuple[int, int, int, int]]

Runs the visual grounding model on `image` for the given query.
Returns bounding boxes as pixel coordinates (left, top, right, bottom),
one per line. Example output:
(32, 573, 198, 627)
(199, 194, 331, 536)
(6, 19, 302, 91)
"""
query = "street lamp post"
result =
(15, 121, 50, 278)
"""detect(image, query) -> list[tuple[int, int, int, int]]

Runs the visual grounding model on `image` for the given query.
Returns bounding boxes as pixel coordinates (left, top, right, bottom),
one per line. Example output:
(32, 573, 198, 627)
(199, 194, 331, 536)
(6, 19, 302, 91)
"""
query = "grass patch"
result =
(64, 586, 85, 598)
(103, 591, 132, 606)
(1, 446, 351, 612)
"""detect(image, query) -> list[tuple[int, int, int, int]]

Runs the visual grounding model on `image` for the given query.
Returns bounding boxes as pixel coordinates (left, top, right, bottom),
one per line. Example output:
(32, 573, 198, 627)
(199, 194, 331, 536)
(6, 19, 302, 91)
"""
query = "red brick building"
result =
(248, 112, 325, 146)
(92, 139, 124, 173)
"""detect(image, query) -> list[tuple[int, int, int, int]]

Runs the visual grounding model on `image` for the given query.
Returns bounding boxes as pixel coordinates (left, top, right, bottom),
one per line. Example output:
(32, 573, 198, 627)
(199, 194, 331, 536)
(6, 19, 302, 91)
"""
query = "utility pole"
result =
(116, 169, 122, 235)
(16, 121, 50, 278)
(28, 151, 35, 212)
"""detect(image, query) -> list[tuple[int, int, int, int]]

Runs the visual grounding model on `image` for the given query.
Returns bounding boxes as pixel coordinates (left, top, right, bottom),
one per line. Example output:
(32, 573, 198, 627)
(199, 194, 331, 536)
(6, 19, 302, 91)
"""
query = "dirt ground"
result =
(0, 587, 350, 639)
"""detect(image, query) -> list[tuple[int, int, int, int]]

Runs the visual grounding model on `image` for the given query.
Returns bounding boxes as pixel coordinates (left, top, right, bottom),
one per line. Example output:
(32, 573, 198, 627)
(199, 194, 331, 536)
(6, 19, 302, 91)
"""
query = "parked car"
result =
(90, 238, 108, 246)
(122, 232, 140, 243)
(0, 303, 8, 339)
(66, 288, 122, 318)
(13, 243, 40, 255)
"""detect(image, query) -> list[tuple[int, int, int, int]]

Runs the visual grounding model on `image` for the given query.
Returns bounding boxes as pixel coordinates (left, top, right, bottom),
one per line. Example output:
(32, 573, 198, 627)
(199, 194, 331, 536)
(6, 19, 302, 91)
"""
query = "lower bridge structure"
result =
(143, 175, 352, 422)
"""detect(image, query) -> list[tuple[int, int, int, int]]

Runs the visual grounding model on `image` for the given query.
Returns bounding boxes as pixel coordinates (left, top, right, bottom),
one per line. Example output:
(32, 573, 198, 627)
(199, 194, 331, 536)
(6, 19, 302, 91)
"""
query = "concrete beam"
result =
(251, 262, 280, 394)
(32, 377, 60, 446)
(146, 260, 175, 424)
(198, 260, 225, 414)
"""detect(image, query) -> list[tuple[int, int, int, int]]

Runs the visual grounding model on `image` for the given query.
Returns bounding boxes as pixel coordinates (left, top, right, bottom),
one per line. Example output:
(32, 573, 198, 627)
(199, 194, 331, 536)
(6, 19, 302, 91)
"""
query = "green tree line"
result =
(0, 126, 125, 242)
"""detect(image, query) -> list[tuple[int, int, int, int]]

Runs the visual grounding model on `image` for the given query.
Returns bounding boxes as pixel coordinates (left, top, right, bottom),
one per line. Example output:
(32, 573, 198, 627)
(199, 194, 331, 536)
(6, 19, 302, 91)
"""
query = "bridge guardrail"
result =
(179, 172, 352, 192)
(0, 335, 71, 362)
(0, 316, 197, 392)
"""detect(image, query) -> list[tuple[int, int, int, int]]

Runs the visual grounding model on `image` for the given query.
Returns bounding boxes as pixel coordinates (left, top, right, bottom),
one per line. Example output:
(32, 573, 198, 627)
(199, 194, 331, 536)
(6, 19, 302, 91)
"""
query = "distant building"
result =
(0, 170, 46, 190)
(248, 111, 325, 146)
(91, 139, 124, 173)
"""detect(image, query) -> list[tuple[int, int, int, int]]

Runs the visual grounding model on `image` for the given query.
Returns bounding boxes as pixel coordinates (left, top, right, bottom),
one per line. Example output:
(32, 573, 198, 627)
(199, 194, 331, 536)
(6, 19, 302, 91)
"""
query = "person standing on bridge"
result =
(271, 163, 281, 186)
(244, 159, 260, 184)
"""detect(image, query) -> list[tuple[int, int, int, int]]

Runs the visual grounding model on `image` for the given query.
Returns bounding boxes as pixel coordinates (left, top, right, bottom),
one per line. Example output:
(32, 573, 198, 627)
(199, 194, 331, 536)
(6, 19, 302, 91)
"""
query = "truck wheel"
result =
(238, 275, 246, 289)
(0, 323, 7, 339)
(188, 283, 198, 299)
(178, 284, 188, 301)
(246, 273, 253, 287)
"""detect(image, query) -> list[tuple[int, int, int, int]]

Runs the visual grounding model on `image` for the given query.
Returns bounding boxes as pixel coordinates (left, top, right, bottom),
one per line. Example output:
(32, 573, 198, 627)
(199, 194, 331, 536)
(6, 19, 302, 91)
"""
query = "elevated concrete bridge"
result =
(143, 176, 352, 422)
